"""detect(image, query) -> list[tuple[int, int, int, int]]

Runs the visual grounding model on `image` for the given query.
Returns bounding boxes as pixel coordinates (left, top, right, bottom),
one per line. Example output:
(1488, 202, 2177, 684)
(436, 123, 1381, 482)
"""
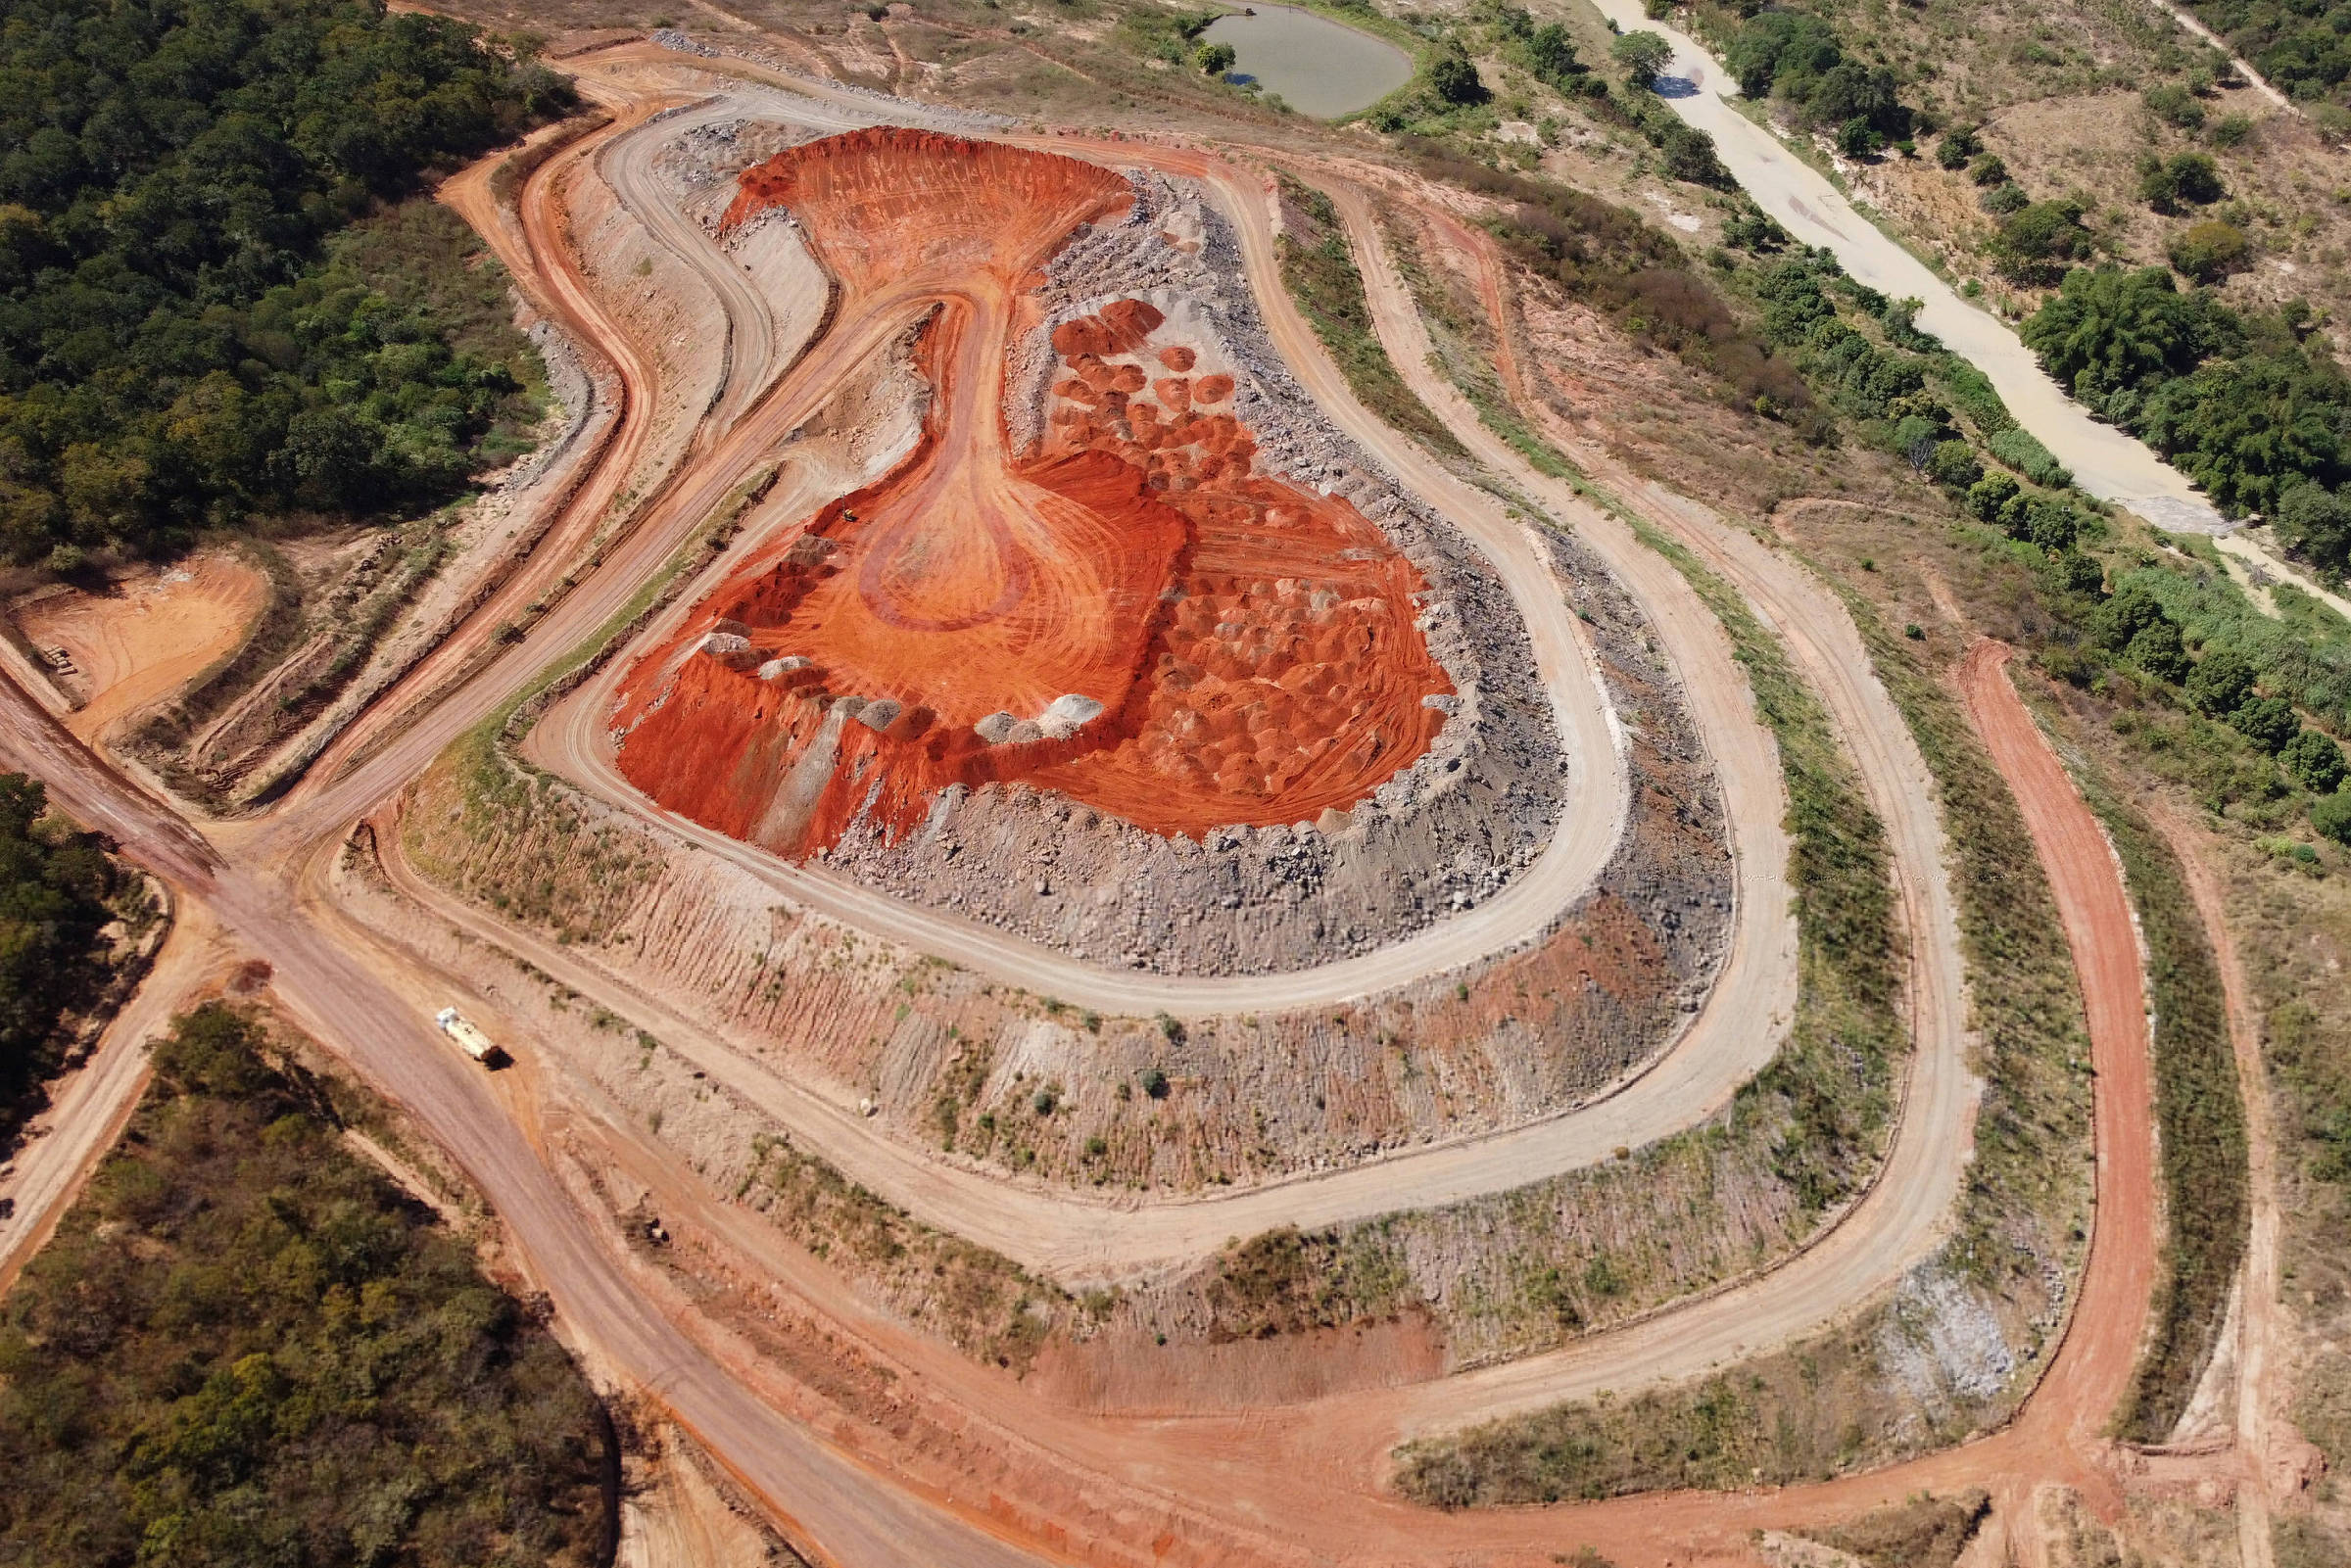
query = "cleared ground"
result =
(15, 554, 267, 745)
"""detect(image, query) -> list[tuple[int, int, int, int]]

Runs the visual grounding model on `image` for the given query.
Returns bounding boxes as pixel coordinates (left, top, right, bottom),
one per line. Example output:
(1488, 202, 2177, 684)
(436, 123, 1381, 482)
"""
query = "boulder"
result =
(1037, 692, 1105, 738)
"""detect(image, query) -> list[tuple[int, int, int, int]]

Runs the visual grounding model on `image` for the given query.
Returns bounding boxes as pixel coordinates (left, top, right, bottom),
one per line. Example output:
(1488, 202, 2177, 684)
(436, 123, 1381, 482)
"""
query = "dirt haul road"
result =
(1283, 172, 1976, 1431)
(0, 678, 1049, 1568)
(0, 54, 2163, 1568)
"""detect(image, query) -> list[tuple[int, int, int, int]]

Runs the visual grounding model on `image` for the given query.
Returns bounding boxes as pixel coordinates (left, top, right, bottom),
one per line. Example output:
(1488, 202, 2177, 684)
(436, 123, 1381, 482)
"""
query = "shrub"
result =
(1968, 470, 2023, 521)
(1515, 22, 1584, 90)
(2232, 694, 2303, 752)
(2208, 113, 2254, 148)
(2145, 83, 2206, 129)
(1938, 125, 1982, 167)
(1989, 425, 2074, 488)
(2170, 220, 2250, 283)
(1981, 183, 2030, 215)
(1928, 440, 1982, 488)
(2166, 152, 2226, 205)
(1426, 39, 1489, 104)
(2097, 582, 2173, 649)
(2185, 646, 2259, 715)
(1196, 40, 1236, 74)
(2312, 789, 2351, 846)
(1970, 153, 2010, 186)
(1141, 1067, 1171, 1099)
(2130, 618, 2191, 683)
(2283, 729, 2348, 793)
(2138, 151, 2226, 212)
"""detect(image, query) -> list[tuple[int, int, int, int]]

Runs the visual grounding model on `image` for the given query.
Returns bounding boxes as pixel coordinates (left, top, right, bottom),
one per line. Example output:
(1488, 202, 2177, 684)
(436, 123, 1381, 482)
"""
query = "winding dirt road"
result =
(0, 47, 2185, 1568)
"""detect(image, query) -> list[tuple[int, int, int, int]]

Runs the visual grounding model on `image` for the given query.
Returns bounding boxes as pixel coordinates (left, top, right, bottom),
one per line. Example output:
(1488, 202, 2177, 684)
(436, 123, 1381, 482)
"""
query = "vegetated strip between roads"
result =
(1299, 172, 1978, 1432)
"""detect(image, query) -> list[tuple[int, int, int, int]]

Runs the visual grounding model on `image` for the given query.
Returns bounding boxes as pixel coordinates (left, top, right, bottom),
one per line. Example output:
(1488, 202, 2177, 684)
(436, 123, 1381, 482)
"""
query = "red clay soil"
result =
(612, 129, 1447, 854)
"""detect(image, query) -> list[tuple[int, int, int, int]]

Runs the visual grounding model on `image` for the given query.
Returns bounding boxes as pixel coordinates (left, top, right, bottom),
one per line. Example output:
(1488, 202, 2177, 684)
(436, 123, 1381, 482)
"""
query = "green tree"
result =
(2021, 265, 2224, 411)
(2277, 481, 2351, 574)
(0, 0, 566, 564)
(2185, 645, 2259, 716)
(1426, 39, 1490, 104)
(1520, 22, 1582, 87)
(2283, 728, 2348, 793)
(1968, 470, 2023, 522)
(1196, 40, 1236, 75)
(2130, 618, 2191, 684)
(1937, 125, 1982, 168)
(1991, 198, 2093, 285)
(2232, 694, 2303, 752)
(1611, 30, 1674, 88)
(2137, 348, 2349, 517)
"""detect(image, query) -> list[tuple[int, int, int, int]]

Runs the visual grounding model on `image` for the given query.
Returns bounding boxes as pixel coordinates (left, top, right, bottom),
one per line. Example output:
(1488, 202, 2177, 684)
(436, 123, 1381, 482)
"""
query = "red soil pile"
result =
(614, 131, 1448, 855)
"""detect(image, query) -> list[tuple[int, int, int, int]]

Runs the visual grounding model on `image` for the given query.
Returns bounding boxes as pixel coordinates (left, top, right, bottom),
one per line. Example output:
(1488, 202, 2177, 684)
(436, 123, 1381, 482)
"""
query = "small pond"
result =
(1199, 5, 1415, 119)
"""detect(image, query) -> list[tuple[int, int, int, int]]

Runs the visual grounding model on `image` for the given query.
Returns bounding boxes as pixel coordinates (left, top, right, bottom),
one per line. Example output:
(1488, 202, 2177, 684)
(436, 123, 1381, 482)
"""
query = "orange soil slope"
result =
(613, 130, 1448, 853)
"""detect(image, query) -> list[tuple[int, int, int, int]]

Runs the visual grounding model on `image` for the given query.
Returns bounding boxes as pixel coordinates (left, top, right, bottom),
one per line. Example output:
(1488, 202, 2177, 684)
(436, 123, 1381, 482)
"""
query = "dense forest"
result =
(0, 771, 121, 1145)
(2022, 265, 2351, 559)
(0, 0, 573, 569)
(0, 1004, 609, 1567)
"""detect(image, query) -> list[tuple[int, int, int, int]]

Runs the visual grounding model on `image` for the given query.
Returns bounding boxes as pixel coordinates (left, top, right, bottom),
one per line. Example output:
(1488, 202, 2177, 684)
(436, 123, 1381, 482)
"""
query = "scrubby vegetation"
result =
(2084, 786, 2247, 1441)
(0, 771, 128, 1146)
(0, 0, 572, 568)
(1271, 174, 1466, 459)
(1402, 146, 1811, 426)
(1800, 1491, 1991, 1568)
(0, 1003, 609, 1566)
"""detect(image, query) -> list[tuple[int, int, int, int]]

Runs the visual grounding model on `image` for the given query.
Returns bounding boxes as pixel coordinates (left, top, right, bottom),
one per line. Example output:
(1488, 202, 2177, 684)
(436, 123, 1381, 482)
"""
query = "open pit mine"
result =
(615, 130, 1453, 854)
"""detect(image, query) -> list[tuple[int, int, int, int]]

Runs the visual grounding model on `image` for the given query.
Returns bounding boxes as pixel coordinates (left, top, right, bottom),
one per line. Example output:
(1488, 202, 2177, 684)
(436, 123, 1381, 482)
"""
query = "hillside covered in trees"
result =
(0, 0, 573, 569)
(0, 1005, 610, 1567)
(0, 771, 125, 1145)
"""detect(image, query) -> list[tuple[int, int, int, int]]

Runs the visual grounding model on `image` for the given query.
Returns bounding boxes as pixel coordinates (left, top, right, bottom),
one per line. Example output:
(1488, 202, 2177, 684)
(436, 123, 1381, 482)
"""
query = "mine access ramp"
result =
(435, 1007, 505, 1067)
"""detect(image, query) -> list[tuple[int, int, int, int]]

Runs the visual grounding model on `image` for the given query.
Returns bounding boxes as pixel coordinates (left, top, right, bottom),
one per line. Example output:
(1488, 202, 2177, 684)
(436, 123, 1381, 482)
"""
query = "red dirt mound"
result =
(613, 132, 1448, 855)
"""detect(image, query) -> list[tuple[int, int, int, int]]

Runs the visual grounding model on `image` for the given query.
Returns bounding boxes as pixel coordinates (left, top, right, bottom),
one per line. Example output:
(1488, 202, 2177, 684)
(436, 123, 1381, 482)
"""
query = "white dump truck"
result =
(435, 1007, 503, 1066)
